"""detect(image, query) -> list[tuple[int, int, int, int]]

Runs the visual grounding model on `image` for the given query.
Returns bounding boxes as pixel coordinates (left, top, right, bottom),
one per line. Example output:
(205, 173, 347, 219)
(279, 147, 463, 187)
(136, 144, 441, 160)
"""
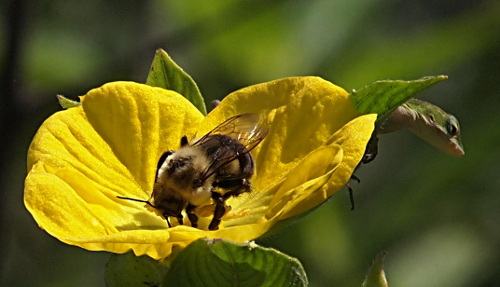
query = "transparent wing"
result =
(193, 113, 268, 149)
(193, 114, 269, 182)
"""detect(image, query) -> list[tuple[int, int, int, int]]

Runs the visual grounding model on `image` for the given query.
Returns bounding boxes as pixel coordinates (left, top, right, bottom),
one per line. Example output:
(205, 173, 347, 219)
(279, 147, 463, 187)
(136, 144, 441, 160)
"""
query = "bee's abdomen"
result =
(205, 135, 255, 178)
(237, 152, 254, 178)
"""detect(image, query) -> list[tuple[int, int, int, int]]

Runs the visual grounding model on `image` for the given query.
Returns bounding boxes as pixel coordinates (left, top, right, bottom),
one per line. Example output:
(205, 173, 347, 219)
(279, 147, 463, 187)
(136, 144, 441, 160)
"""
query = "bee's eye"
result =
(445, 116, 459, 137)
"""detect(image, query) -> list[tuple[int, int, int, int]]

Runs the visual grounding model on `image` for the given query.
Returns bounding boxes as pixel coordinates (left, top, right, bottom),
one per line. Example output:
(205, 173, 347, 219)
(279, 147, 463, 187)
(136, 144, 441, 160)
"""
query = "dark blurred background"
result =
(1, 0, 499, 286)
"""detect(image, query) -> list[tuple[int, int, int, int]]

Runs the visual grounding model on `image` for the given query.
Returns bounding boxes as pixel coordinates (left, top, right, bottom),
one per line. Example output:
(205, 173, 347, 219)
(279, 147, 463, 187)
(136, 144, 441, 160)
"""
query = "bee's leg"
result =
(215, 179, 251, 198)
(163, 213, 181, 228)
(208, 192, 226, 231)
(167, 213, 183, 226)
(351, 174, 361, 183)
(186, 203, 198, 228)
(346, 174, 360, 211)
(346, 183, 355, 211)
(164, 214, 183, 227)
(344, 129, 376, 210)
(362, 132, 379, 164)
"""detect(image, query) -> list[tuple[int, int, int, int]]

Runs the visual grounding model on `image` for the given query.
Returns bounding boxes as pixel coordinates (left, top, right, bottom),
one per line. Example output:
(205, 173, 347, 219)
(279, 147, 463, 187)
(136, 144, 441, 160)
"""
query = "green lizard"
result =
(362, 98, 464, 164)
(348, 98, 464, 209)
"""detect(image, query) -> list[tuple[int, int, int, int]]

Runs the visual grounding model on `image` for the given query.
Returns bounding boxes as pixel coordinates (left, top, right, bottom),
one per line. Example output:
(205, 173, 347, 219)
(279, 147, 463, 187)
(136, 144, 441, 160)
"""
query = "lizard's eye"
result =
(445, 116, 459, 137)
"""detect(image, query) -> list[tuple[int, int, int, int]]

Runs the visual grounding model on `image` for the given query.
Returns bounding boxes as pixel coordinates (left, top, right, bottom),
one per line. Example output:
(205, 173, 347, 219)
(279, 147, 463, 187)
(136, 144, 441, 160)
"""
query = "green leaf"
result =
(350, 75, 448, 123)
(362, 252, 389, 287)
(105, 252, 167, 287)
(56, 94, 81, 109)
(163, 239, 308, 287)
(146, 48, 207, 115)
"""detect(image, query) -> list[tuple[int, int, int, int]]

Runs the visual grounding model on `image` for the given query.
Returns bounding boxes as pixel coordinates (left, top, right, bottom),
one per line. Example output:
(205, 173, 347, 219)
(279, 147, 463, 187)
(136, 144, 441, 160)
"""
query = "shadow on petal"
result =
(266, 144, 343, 220)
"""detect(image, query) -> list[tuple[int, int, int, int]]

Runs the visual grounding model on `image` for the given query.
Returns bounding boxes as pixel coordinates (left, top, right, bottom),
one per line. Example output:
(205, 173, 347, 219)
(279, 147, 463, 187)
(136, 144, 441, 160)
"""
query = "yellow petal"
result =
(275, 114, 377, 219)
(81, 82, 204, 193)
(25, 82, 204, 259)
(322, 113, 377, 194)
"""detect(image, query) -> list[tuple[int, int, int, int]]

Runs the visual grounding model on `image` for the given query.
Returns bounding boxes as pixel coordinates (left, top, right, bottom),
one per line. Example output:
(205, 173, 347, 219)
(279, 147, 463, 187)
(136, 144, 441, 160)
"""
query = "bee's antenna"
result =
(116, 196, 156, 209)
(117, 196, 175, 228)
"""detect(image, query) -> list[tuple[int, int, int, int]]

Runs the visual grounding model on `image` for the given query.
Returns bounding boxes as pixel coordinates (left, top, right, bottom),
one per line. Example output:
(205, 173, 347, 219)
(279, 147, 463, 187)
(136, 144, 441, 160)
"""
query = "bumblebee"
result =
(119, 113, 268, 230)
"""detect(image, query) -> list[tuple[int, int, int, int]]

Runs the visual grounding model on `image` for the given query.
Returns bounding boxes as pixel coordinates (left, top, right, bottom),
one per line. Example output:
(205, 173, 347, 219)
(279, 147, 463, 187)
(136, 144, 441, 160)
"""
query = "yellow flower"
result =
(24, 77, 376, 260)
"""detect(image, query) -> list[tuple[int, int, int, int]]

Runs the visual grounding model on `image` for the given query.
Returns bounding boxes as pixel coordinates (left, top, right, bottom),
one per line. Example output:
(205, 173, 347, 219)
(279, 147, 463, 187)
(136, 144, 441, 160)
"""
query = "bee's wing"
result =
(193, 114, 268, 149)
(194, 114, 269, 181)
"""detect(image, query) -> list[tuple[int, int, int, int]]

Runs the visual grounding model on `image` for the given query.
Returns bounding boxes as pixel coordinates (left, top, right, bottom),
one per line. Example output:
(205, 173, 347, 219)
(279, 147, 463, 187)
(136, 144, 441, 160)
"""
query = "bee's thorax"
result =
(155, 146, 213, 206)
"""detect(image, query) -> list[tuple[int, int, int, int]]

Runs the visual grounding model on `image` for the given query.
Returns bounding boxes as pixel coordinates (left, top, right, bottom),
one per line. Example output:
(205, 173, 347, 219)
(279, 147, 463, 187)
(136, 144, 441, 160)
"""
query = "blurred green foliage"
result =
(1, 0, 499, 286)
